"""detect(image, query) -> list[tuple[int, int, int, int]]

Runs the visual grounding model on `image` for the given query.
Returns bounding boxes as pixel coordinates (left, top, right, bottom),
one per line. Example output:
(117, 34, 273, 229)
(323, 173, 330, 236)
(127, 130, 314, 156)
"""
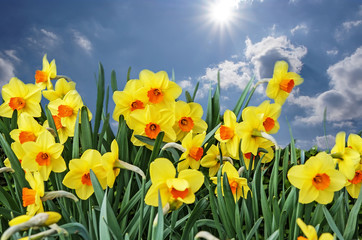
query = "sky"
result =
(1, 0, 362, 150)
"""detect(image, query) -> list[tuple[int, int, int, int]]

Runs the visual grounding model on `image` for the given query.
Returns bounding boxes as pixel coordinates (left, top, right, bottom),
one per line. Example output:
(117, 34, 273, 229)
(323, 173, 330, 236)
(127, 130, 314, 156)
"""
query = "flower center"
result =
(58, 105, 73, 117)
(81, 173, 92, 186)
(35, 70, 48, 83)
(220, 125, 234, 140)
(312, 173, 330, 190)
(189, 147, 203, 161)
(348, 170, 362, 185)
(19, 131, 37, 144)
(22, 187, 36, 207)
(130, 100, 145, 111)
(147, 88, 164, 104)
(9, 97, 26, 111)
(279, 79, 295, 93)
(35, 152, 51, 166)
(170, 187, 189, 199)
(263, 117, 275, 132)
(145, 122, 161, 139)
(229, 180, 238, 194)
(53, 115, 63, 130)
(178, 117, 194, 132)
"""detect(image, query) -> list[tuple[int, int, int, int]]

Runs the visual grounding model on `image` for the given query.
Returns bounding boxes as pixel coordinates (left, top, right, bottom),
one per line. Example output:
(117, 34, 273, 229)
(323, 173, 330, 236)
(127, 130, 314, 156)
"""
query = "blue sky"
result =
(1, 0, 362, 150)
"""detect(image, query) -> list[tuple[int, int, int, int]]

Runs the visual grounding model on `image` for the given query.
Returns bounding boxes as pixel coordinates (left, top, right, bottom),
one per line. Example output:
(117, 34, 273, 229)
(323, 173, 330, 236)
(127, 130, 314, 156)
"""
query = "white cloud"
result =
(342, 20, 362, 31)
(0, 55, 16, 88)
(73, 30, 92, 53)
(27, 28, 59, 49)
(326, 49, 338, 56)
(40, 29, 57, 40)
(178, 78, 193, 90)
(290, 24, 308, 35)
(291, 46, 362, 126)
(315, 134, 335, 150)
(4, 50, 20, 62)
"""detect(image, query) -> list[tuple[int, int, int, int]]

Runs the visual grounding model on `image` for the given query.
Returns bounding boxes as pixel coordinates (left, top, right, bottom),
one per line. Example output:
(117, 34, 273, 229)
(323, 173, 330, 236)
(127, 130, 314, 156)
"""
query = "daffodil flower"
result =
(200, 144, 233, 177)
(177, 131, 206, 171)
(215, 110, 241, 159)
(345, 133, 362, 198)
(43, 114, 74, 144)
(145, 158, 204, 210)
(21, 131, 65, 181)
(0, 77, 42, 118)
(173, 101, 207, 142)
(266, 61, 303, 105)
(296, 218, 334, 240)
(242, 140, 274, 170)
(210, 162, 251, 201)
(22, 171, 44, 216)
(42, 78, 76, 101)
(113, 79, 149, 123)
(62, 149, 107, 200)
(34, 54, 57, 90)
(3, 142, 25, 169)
(247, 100, 281, 134)
(10, 113, 45, 144)
(331, 132, 360, 180)
(139, 69, 182, 105)
(288, 152, 346, 204)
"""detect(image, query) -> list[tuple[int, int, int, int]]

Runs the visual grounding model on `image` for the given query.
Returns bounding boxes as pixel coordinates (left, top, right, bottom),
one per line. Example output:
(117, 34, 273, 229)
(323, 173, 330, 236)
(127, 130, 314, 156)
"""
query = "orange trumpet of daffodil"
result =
(21, 131, 66, 181)
(145, 158, 204, 210)
(22, 171, 44, 216)
(0, 77, 42, 118)
(266, 60, 303, 105)
(62, 149, 107, 200)
(177, 131, 206, 171)
(247, 100, 281, 134)
(288, 152, 346, 204)
(10, 113, 45, 144)
(34, 54, 57, 90)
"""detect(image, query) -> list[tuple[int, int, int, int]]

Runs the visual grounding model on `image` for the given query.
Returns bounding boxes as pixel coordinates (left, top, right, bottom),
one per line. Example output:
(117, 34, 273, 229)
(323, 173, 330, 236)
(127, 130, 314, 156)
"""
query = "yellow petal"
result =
(178, 169, 204, 193)
(150, 158, 176, 183)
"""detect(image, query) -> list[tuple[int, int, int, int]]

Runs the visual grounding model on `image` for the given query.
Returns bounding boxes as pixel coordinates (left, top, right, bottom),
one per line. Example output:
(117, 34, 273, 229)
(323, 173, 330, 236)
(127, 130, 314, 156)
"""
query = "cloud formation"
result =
(291, 46, 362, 127)
(290, 24, 308, 35)
(0, 52, 16, 87)
(73, 30, 92, 53)
(27, 28, 59, 49)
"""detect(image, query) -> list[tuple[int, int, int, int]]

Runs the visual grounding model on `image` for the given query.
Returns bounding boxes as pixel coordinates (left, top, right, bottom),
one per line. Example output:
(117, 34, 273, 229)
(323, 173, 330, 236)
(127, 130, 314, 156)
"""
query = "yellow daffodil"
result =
(242, 140, 274, 170)
(178, 131, 206, 171)
(200, 144, 233, 177)
(10, 113, 45, 144)
(139, 69, 182, 105)
(215, 110, 241, 159)
(62, 149, 107, 200)
(34, 54, 57, 90)
(113, 79, 149, 123)
(22, 171, 44, 216)
(48, 90, 92, 128)
(0, 77, 42, 118)
(248, 100, 281, 134)
(173, 101, 208, 142)
(331, 132, 360, 180)
(296, 218, 334, 240)
(346, 133, 362, 198)
(43, 114, 74, 144)
(288, 152, 346, 204)
(4, 142, 25, 169)
(42, 78, 76, 101)
(9, 211, 61, 227)
(129, 105, 176, 147)
(145, 158, 204, 210)
(210, 162, 250, 201)
(21, 131, 65, 181)
(266, 61, 303, 105)
(236, 108, 266, 156)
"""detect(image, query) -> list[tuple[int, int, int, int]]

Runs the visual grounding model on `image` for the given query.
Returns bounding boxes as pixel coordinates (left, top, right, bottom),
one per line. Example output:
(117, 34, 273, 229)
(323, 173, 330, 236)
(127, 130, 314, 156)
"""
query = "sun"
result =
(208, 0, 238, 25)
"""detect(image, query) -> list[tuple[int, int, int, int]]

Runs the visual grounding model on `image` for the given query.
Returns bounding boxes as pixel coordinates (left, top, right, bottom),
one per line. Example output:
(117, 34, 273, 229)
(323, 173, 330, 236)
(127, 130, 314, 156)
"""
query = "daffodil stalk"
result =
(194, 231, 220, 240)
(114, 159, 146, 179)
(161, 142, 186, 152)
(153, 202, 170, 227)
(41, 190, 79, 202)
(52, 75, 73, 82)
(238, 166, 245, 176)
(216, 155, 233, 165)
(0, 167, 14, 174)
(19, 224, 67, 240)
(252, 130, 279, 150)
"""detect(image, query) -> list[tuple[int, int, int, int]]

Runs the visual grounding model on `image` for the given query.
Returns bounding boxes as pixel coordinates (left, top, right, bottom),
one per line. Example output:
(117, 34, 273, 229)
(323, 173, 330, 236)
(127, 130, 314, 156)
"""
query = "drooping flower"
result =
(62, 149, 107, 200)
(247, 100, 282, 134)
(10, 113, 45, 144)
(145, 158, 204, 210)
(22, 171, 44, 216)
(128, 104, 176, 147)
(0, 77, 42, 118)
(173, 101, 207, 142)
(139, 69, 182, 105)
(266, 61, 303, 105)
(242, 140, 274, 170)
(9, 211, 61, 227)
(34, 54, 57, 90)
(210, 162, 251, 201)
(330, 132, 360, 180)
(287, 152, 346, 204)
(215, 110, 241, 159)
(178, 131, 206, 171)
(21, 131, 65, 181)
(42, 78, 76, 101)
(113, 79, 149, 123)
(296, 218, 334, 240)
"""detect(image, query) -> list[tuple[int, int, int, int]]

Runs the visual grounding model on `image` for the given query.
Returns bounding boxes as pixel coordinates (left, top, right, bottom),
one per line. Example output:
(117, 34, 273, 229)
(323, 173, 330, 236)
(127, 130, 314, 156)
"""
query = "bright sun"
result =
(209, 0, 238, 24)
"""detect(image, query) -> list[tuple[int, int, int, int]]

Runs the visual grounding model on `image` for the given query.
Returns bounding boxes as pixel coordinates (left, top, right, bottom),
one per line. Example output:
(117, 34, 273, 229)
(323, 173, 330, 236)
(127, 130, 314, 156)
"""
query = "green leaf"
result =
(343, 187, 362, 240)
(322, 205, 344, 240)
(180, 198, 208, 240)
(191, 82, 200, 101)
(100, 189, 111, 240)
(246, 217, 263, 240)
(93, 63, 105, 148)
(45, 105, 60, 142)
(185, 91, 192, 103)
(80, 106, 93, 151)
(72, 111, 81, 159)
(267, 230, 280, 240)
(149, 131, 165, 163)
(232, 76, 254, 119)
(111, 70, 118, 92)
(152, 191, 164, 240)
(127, 67, 132, 81)
(60, 222, 91, 240)
(10, 109, 17, 130)
(202, 122, 221, 146)
(90, 169, 105, 206)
